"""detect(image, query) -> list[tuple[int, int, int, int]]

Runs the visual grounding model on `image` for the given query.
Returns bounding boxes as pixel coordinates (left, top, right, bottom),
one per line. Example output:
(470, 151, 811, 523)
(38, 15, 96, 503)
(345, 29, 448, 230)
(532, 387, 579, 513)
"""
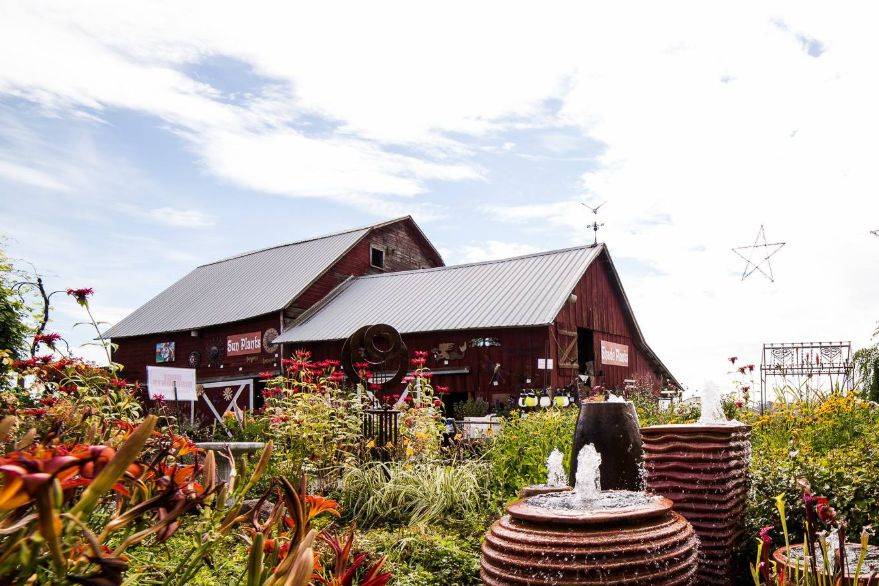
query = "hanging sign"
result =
(227, 331, 262, 356)
(600, 340, 629, 367)
(147, 366, 196, 401)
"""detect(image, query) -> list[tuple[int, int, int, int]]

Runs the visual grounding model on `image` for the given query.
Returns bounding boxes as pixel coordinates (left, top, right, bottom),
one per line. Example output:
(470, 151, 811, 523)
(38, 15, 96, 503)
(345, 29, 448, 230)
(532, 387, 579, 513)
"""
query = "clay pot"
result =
(773, 544, 879, 585)
(570, 401, 643, 490)
(481, 494, 699, 585)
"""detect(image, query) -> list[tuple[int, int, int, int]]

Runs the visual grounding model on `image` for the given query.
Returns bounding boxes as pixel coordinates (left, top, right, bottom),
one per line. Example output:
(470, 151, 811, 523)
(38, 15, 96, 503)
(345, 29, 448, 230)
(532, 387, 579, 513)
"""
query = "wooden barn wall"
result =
(112, 313, 283, 385)
(551, 252, 662, 392)
(289, 220, 444, 317)
(287, 326, 550, 409)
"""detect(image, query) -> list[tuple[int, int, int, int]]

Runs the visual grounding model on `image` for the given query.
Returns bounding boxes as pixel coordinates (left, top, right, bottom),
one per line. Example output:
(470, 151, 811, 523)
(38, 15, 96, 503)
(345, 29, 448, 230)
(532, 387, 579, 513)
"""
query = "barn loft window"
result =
(370, 244, 386, 269)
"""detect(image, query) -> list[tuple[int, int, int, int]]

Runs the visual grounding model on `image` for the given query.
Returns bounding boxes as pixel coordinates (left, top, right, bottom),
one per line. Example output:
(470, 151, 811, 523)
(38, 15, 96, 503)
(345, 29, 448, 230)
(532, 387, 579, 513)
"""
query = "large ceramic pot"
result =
(569, 401, 643, 490)
(195, 441, 265, 484)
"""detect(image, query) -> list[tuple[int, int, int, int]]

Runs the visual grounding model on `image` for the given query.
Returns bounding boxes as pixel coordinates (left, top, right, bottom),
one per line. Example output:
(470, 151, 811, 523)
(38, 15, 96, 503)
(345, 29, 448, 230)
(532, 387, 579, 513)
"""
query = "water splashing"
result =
(546, 449, 567, 488)
(573, 444, 602, 503)
(606, 392, 627, 403)
(698, 382, 726, 424)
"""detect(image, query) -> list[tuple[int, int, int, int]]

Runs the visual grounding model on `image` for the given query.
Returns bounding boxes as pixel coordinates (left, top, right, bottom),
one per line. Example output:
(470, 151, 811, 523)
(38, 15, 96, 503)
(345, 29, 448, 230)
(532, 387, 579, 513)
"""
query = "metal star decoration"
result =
(732, 225, 786, 282)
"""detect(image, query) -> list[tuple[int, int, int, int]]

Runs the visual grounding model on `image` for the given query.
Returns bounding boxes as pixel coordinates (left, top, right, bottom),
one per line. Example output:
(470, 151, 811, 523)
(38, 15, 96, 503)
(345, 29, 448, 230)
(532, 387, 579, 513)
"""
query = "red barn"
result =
(274, 243, 679, 408)
(105, 216, 442, 416)
(106, 216, 678, 417)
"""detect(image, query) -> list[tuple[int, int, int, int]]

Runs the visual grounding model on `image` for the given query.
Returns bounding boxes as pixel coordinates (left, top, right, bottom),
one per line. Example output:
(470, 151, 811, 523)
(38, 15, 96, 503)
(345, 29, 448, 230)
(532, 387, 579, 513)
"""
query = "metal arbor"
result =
(759, 341, 853, 410)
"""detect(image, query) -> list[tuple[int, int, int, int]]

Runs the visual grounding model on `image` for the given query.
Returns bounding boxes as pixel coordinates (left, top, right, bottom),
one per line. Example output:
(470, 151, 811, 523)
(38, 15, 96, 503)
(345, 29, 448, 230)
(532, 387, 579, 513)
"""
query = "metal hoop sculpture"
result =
(341, 324, 409, 390)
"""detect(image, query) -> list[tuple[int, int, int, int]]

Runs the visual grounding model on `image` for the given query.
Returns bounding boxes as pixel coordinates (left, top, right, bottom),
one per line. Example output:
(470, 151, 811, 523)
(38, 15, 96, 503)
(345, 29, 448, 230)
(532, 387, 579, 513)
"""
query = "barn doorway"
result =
(577, 328, 595, 379)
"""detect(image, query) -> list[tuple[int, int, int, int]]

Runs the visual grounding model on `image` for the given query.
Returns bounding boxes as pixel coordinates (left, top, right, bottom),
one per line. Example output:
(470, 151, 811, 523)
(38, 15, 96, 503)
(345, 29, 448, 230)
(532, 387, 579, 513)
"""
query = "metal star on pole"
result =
(732, 225, 786, 282)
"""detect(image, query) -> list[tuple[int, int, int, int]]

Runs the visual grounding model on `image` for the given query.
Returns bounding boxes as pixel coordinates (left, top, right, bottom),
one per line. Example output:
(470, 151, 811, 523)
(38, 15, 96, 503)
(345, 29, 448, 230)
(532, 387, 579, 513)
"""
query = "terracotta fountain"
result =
(640, 386, 751, 585)
(481, 444, 699, 585)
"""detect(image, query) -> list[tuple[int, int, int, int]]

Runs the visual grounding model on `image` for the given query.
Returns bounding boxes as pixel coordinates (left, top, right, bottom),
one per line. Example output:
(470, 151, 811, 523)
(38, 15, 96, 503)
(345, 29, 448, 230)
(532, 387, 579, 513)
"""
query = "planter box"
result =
(461, 415, 501, 438)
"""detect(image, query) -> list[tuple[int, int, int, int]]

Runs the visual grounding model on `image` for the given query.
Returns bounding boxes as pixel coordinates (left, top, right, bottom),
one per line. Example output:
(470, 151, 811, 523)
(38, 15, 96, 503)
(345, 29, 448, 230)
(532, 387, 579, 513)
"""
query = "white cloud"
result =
(0, 160, 70, 192)
(149, 206, 215, 228)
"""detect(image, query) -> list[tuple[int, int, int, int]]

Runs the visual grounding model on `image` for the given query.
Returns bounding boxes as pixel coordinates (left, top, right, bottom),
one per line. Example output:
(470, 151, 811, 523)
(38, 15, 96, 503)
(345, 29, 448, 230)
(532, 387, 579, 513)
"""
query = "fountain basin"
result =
(481, 494, 699, 585)
(519, 484, 572, 498)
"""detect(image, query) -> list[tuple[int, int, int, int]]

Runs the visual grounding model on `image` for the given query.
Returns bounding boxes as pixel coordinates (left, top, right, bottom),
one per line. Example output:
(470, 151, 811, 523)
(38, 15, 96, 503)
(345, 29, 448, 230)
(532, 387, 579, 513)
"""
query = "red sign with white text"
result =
(227, 331, 262, 356)
(600, 340, 629, 367)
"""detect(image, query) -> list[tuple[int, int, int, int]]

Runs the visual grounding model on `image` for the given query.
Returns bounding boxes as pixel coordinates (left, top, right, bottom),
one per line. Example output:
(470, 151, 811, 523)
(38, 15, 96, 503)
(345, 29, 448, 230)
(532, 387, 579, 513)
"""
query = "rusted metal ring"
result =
(341, 323, 409, 390)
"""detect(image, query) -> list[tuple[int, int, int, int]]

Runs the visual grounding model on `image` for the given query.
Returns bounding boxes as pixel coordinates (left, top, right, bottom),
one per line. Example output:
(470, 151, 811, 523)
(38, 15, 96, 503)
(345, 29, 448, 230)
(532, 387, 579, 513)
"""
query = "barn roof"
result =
(103, 217, 433, 339)
(275, 243, 680, 388)
(275, 245, 603, 342)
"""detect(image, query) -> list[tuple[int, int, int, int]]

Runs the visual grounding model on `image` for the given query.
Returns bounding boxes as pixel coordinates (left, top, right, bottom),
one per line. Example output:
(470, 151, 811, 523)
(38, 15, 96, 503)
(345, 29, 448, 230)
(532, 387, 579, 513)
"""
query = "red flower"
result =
(109, 378, 128, 389)
(21, 408, 47, 417)
(410, 357, 427, 368)
(66, 287, 94, 306)
(735, 400, 744, 409)
(152, 394, 166, 405)
(33, 332, 61, 348)
(328, 371, 345, 383)
(432, 398, 442, 408)
(816, 497, 836, 524)
(759, 526, 773, 547)
(57, 384, 78, 394)
(728, 356, 738, 364)
(747, 364, 755, 372)
(435, 385, 450, 395)
(258, 371, 275, 380)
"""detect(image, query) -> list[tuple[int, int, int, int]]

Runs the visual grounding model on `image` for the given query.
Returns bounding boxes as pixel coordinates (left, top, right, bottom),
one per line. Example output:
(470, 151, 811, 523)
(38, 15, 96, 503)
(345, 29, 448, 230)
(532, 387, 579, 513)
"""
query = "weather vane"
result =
(732, 225, 786, 282)
(580, 200, 606, 246)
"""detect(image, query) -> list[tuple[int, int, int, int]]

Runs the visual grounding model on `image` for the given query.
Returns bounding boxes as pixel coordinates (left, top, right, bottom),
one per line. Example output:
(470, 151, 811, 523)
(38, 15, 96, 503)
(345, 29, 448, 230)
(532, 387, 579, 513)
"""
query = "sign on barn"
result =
(226, 331, 262, 356)
(600, 340, 629, 367)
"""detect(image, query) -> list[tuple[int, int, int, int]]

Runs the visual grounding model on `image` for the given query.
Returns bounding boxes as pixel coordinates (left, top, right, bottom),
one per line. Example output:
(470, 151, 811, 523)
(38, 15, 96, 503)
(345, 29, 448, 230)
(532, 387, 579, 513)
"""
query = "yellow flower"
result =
(415, 432, 428, 441)
(366, 439, 375, 449)
(406, 446, 415, 458)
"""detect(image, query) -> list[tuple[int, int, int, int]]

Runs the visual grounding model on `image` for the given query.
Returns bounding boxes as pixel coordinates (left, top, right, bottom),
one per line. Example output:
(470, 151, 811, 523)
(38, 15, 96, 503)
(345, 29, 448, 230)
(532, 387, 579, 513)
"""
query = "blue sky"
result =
(2, 2, 878, 391)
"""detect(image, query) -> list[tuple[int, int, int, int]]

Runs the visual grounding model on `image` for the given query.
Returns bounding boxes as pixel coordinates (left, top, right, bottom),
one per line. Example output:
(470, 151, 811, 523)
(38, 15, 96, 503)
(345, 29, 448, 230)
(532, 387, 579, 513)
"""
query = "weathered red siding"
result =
(112, 313, 283, 385)
(551, 250, 662, 392)
(289, 326, 550, 410)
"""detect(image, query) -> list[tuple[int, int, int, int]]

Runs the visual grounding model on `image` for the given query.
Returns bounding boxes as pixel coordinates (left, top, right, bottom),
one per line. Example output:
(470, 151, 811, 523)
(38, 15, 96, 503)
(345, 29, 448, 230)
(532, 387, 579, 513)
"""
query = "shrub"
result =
(358, 525, 482, 586)
(485, 408, 577, 504)
(746, 393, 879, 541)
(454, 398, 490, 419)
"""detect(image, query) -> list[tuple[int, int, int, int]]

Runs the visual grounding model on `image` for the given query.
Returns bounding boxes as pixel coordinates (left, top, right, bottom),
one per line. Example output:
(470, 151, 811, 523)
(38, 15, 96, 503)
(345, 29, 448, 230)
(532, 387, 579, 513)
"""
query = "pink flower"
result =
(66, 287, 94, 306)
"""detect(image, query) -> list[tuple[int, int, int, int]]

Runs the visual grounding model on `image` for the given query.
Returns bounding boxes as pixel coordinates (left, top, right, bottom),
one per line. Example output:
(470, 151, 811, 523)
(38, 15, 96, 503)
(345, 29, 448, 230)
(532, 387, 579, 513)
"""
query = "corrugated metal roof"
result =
(274, 245, 603, 343)
(104, 223, 380, 339)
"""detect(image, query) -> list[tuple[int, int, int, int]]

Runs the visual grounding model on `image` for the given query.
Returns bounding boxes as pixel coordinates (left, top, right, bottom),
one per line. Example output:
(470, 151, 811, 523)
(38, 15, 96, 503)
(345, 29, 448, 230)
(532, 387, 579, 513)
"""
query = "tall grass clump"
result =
(340, 461, 490, 528)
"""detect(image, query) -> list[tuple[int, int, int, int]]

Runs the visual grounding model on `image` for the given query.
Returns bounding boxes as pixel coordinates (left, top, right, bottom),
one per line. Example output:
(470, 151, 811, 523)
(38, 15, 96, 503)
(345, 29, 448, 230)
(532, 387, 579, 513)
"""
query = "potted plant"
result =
(454, 398, 499, 438)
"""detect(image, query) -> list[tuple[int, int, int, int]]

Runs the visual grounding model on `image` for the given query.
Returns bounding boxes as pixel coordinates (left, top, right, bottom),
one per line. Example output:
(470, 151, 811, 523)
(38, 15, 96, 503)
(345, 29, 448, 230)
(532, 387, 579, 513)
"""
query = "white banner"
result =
(147, 366, 197, 401)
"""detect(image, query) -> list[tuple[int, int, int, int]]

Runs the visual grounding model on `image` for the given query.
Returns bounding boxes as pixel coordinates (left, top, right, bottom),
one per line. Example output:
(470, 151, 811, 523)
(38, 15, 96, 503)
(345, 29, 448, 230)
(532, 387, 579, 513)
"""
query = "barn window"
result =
(370, 244, 386, 269)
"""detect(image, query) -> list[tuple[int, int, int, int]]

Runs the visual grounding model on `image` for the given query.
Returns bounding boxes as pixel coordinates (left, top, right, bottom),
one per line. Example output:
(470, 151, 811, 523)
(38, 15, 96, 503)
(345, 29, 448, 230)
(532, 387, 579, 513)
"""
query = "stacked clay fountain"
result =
(640, 386, 751, 585)
(519, 449, 572, 498)
(481, 440, 700, 585)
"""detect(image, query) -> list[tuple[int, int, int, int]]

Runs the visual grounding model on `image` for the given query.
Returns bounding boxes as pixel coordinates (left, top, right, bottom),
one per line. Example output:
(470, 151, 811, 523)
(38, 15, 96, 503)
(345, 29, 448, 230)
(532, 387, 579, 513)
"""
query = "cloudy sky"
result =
(1, 1, 878, 391)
